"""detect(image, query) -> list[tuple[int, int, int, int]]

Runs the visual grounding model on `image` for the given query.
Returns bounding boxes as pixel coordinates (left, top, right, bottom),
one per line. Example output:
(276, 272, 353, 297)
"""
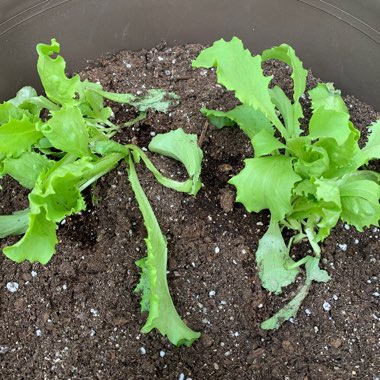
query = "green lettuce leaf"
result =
(308, 108, 351, 145)
(192, 37, 286, 137)
(0, 117, 43, 158)
(309, 83, 348, 113)
(41, 107, 90, 157)
(252, 128, 286, 157)
(256, 218, 299, 294)
(201, 105, 273, 140)
(229, 156, 301, 220)
(289, 137, 330, 178)
(29, 157, 92, 223)
(0, 209, 30, 238)
(148, 128, 203, 195)
(129, 157, 200, 347)
(362, 120, 380, 162)
(2, 152, 54, 189)
(339, 172, 380, 230)
(3, 210, 58, 264)
(261, 256, 330, 329)
(95, 88, 179, 114)
(262, 43, 307, 105)
(269, 86, 303, 138)
(37, 39, 80, 106)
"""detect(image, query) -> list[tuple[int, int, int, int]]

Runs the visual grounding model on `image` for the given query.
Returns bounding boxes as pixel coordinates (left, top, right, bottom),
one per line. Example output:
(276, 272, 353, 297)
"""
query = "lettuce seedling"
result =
(0, 39, 202, 346)
(193, 37, 380, 329)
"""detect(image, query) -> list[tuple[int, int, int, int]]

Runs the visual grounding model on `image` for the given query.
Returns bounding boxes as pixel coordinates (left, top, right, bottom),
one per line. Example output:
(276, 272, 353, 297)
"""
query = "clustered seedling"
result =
(193, 37, 380, 328)
(0, 39, 202, 346)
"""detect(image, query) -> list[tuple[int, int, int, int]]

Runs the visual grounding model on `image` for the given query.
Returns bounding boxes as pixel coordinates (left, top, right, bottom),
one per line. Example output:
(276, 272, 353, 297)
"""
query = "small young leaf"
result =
(148, 128, 203, 195)
(201, 105, 273, 139)
(229, 156, 301, 221)
(0, 103, 27, 124)
(309, 83, 348, 113)
(308, 108, 351, 145)
(41, 107, 90, 157)
(37, 39, 80, 106)
(252, 128, 286, 157)
(289, 137, 330, 178)
(269, 86, 303, 137)
(193, 37, 286, 137)
(262, 44, 307, 105)
(256, 218, 299, 294)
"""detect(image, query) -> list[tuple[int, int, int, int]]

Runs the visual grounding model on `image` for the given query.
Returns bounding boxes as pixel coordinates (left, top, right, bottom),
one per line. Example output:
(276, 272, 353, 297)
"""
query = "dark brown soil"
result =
(1, 43, 380, 380)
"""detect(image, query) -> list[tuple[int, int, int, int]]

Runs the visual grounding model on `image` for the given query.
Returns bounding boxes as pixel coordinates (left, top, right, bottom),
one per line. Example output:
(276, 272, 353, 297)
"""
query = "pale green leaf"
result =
(261, 256, 330, 329)
(309, 83, 348, 113)
(315, 122, 361, 177)
(37, 39, 80, 106)
(269, 86, 303, 137)
(262, 43, 307, 104)
(256, 218, 299, 294)
(309, 108, 351, 145)
(252, 128, 286, 157)
(0, 103, 27, 125)
(0, 117, 43, 158)
(29, 158, 93, 223)
(41, 107, 89, 157)
(229, 156, 301, 220)
(339, 173, 380, 230)
(2, 152, 54, 189)
(0, 209, 29, 238)
(201, 105, 273, 139)
(3, 210, 58, 264)
(148, 128, 203, 195)
(128, 157, 200, 346)
(193, 37, 286, 137)
(362, 120, 380, 162)
(289, 137, 330, 178)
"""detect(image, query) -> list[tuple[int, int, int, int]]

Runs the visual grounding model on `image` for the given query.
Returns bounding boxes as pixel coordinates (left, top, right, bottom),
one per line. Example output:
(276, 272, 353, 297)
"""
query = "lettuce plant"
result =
(0, 39, 202, 346)
(193, 37, 380, 329)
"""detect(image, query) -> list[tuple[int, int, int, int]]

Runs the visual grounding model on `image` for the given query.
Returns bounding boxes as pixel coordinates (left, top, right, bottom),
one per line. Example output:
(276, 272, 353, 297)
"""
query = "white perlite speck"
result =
(323, 301, 332, 311)
(90, 308, 99, 317)
(305, 308, 312, 316)
(31, 271, 37, 278)
(0, 346, 10, 354)
(214, 247, 220, 254)
(160, 350, 166, 358)
(36, 329, 42, 337)
(6, 282, 19, 293)
(209, 290, 216, 298)
(338, 243, 347, 251)
(178, 374, 185, 380)
(139, 347, 146, 355)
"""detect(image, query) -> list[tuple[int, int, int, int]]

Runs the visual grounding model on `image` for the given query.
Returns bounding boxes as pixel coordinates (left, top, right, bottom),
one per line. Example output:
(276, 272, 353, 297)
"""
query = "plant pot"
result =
(0, 0, 379, 107)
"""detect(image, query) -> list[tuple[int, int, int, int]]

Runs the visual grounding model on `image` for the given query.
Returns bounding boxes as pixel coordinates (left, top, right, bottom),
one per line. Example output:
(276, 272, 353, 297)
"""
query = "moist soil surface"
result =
(1, 43, 379, 380)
